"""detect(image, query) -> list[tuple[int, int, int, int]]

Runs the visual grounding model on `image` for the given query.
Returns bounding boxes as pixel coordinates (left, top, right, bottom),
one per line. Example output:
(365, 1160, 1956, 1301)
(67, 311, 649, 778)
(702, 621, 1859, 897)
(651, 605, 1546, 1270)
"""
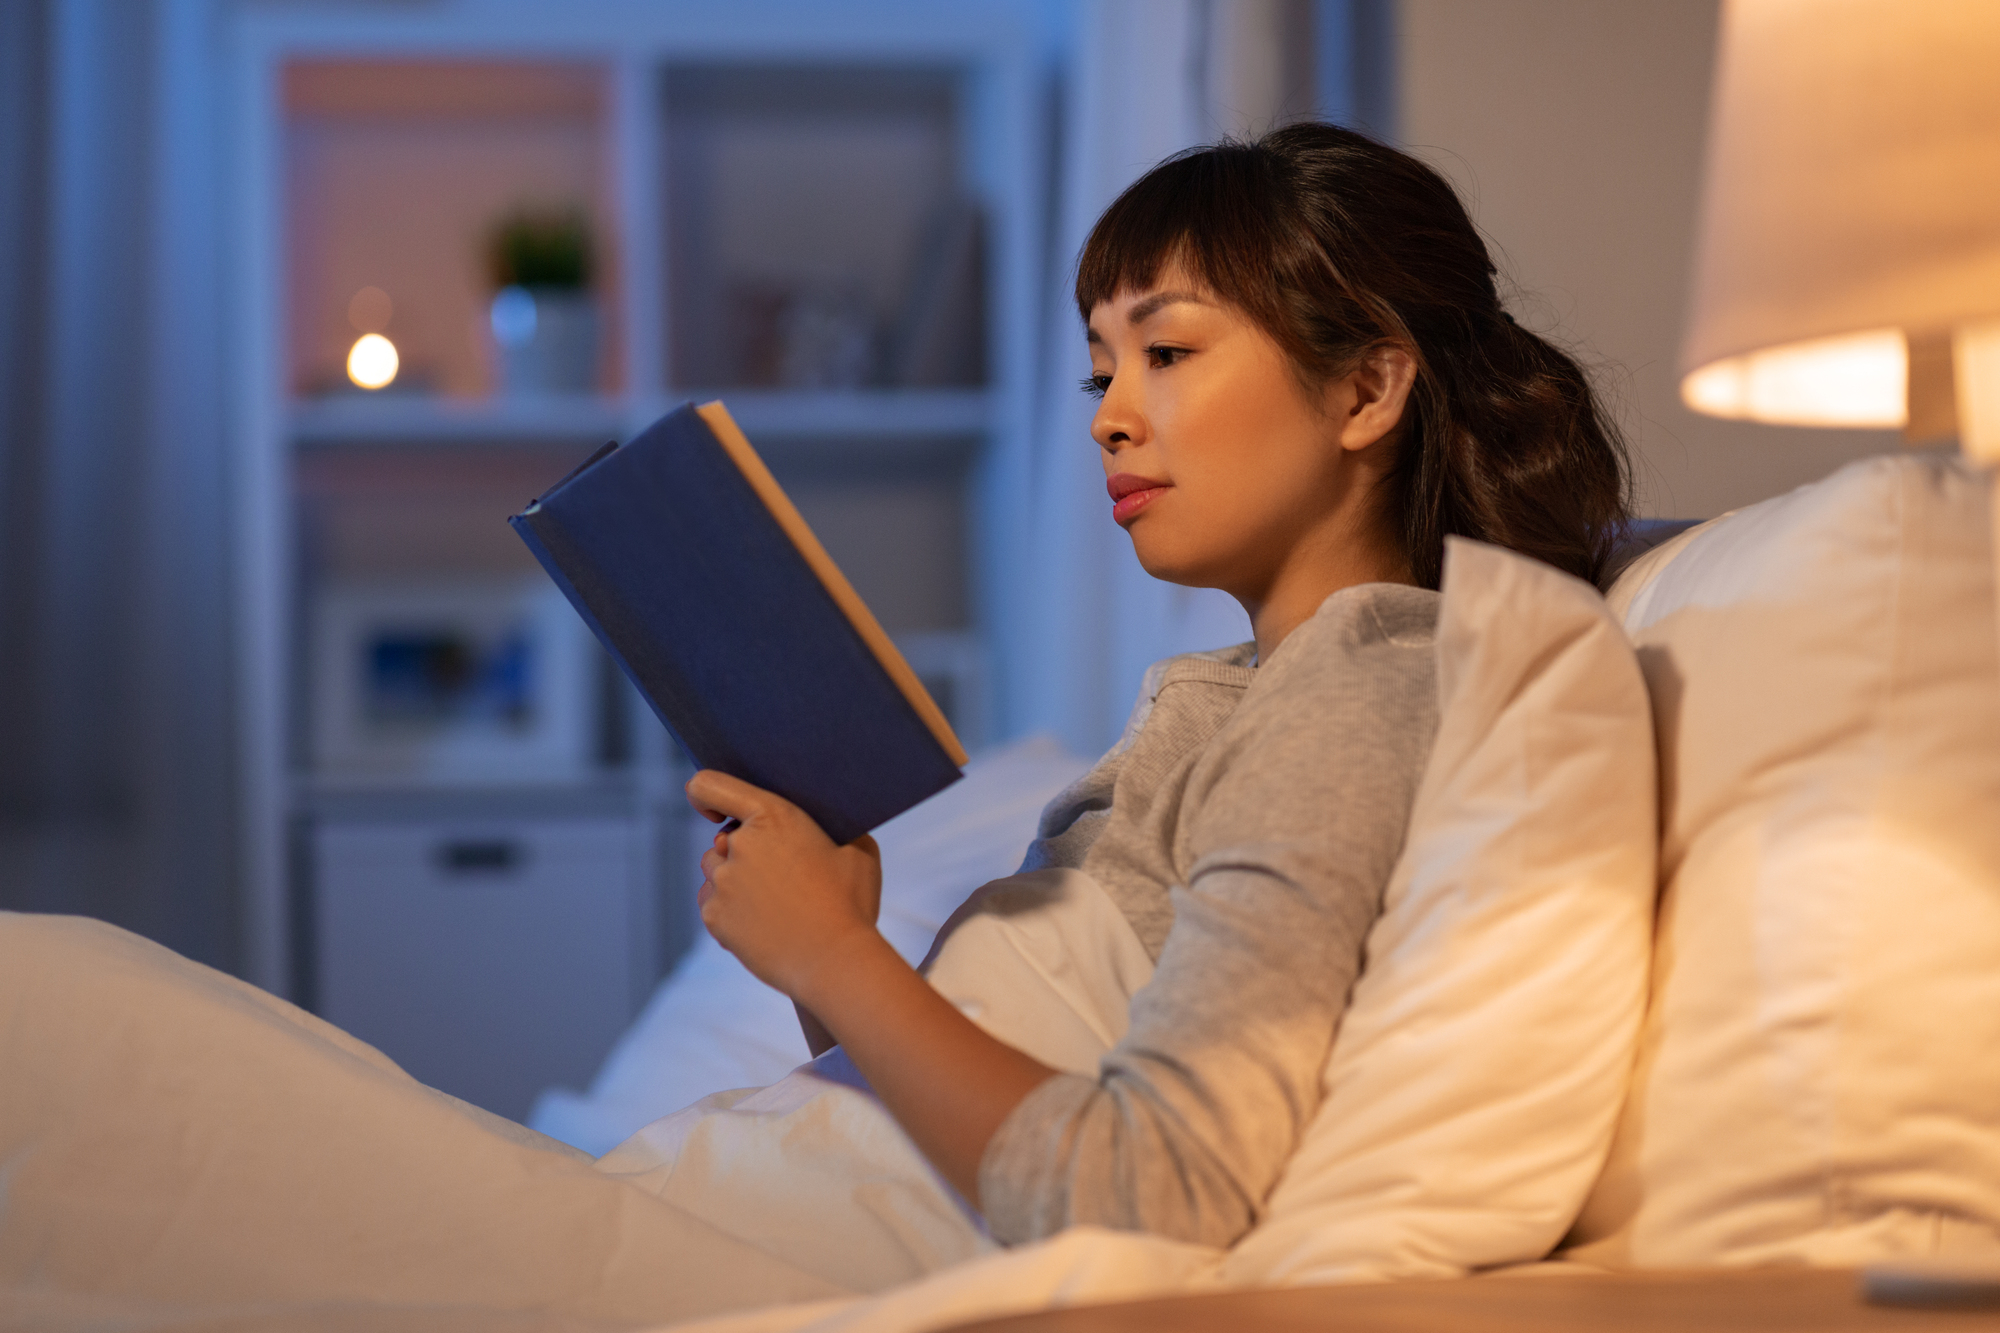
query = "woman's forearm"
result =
(790, 928, 1057, 1206)
(793, 1001, 837, 1057)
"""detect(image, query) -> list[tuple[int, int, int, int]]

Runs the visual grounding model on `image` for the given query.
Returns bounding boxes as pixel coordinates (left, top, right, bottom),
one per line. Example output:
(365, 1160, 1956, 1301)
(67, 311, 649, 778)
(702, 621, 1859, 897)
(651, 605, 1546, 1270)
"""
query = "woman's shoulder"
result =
(1187, 582, 1443, 833)
(1277, 582, 1440, 668)
(1217, 583, 1441, 747)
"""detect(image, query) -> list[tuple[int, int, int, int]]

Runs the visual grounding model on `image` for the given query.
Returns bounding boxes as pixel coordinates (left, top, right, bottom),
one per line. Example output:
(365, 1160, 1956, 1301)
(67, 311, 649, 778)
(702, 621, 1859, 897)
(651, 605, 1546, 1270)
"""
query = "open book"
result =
(510, 401, 965, 844)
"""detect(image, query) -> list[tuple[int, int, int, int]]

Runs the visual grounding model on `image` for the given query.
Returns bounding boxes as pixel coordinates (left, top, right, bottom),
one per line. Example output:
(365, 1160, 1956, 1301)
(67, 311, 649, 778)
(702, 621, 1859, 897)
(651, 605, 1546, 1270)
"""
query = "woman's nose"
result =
(1090, 392, 1137, 452)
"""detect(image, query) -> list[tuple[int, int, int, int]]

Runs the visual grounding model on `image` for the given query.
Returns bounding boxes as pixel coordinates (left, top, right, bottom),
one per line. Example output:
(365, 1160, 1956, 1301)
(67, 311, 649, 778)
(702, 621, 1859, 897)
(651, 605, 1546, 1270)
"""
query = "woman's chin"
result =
(1128, 540, 1227, 592)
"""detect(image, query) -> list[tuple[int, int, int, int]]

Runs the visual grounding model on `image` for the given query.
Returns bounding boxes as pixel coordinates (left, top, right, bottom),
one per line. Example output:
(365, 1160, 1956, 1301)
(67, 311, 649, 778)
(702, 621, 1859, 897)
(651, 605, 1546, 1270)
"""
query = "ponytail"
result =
(1395, 300, 1629, 587)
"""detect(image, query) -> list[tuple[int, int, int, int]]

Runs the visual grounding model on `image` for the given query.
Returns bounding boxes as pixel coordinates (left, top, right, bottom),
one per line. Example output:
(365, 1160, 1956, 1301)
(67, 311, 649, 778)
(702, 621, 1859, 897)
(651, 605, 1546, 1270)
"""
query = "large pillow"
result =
(921, 540, 1658, 1284)
(1566, 453, 2000, 1267)
(1216, 537, 1658, 1283)
(529, 736, 1091, 1155)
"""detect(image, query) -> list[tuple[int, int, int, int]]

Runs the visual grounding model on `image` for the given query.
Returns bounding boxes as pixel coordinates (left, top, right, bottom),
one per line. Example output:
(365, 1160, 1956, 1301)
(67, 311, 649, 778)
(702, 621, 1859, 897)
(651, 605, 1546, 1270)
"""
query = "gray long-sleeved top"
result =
(977, 583, 1441, 1250)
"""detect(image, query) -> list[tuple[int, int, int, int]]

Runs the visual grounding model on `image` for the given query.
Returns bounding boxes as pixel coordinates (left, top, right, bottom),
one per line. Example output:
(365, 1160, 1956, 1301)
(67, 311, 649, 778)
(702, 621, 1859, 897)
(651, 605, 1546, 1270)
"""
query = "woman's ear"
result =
(1331, 344, 1417, 452)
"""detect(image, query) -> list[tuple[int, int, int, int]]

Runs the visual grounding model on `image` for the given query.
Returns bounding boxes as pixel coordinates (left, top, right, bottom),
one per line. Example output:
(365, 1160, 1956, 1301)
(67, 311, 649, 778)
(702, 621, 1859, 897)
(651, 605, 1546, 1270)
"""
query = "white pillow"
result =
(529, 736, 1091, 1155)
(1210, 538, 1659, 1282)
(908, 539, 1656, 1285)
(1566, 453, 2000, 1267)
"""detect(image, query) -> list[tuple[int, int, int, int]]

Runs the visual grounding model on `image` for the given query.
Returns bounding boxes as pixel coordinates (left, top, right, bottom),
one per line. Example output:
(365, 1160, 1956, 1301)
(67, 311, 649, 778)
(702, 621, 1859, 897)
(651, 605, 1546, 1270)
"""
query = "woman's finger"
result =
(684, 769, 777, 824)
(685, 786, 733, 824)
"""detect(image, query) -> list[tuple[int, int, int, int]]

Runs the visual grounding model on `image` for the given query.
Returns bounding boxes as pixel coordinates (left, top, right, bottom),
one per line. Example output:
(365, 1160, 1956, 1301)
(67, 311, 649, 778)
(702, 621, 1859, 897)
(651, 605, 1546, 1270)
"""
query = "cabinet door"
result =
(312, 815, 640, 1122)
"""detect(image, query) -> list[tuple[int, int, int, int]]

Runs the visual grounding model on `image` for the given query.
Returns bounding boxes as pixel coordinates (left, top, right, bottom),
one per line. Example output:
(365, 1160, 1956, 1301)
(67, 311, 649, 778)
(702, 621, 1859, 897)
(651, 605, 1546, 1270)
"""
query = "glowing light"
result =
(490, 285, 537, 348)
(1681, 329, 1907, 428)
(346, 333, 399, 390)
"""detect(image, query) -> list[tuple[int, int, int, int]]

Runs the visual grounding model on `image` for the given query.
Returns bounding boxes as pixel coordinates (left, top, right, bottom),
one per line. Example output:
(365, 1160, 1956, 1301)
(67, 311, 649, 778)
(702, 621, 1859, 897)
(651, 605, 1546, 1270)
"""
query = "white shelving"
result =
(288, 388, 992, 448)
(289, 395, 631, 447)
(682, 389, 992, 442)
(229, 4, 1057, 1096)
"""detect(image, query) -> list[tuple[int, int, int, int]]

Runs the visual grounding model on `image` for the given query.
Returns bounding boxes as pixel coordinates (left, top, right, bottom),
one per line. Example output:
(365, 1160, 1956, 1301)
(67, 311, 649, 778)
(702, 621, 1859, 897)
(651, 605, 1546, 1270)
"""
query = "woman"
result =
(684, 122, 1627, 1254)
(0, 123, 1627, 1319)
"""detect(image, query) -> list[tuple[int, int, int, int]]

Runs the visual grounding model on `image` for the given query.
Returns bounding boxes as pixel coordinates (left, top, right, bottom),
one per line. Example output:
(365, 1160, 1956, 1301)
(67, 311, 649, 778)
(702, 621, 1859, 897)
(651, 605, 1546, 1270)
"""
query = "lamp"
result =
(1680, 0, 2000, 656)
(1680, 0, 2000, 457)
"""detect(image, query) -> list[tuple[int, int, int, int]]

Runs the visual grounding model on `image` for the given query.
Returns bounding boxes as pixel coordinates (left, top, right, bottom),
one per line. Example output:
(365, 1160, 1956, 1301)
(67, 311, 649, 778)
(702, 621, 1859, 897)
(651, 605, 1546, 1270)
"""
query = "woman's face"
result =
(1085, 272, 1388, 600)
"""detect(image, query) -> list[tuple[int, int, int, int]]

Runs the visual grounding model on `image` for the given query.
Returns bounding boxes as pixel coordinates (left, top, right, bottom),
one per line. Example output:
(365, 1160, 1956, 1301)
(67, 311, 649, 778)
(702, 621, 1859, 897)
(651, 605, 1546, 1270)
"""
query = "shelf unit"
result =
(230, 2, 1056, 1118)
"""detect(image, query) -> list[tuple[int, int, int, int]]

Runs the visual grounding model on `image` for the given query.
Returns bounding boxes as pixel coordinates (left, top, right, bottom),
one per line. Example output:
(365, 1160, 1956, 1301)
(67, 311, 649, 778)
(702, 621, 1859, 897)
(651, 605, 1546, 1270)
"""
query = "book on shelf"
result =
(509, 400, 966, 844)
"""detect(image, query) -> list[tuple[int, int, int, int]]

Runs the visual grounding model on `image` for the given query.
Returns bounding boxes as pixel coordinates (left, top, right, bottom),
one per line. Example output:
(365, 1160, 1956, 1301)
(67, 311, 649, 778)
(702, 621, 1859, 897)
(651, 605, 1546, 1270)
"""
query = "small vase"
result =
(491, 286, 601, 395)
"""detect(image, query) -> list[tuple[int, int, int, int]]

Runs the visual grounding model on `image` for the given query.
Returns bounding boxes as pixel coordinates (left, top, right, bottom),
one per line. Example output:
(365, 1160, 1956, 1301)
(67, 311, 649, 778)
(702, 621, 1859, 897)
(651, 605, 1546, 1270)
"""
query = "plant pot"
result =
(491, 286, 600, 395)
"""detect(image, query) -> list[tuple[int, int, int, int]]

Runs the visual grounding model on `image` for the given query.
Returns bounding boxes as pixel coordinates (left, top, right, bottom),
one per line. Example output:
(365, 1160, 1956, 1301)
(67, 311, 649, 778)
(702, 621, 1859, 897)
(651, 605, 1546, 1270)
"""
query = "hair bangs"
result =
(1074, 144, 1281, 323)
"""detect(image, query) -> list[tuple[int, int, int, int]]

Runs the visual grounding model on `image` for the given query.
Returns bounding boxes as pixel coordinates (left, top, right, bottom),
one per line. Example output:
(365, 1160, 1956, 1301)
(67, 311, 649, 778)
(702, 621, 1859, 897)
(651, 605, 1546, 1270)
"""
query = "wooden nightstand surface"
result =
(945, 1267, 2000, 1333)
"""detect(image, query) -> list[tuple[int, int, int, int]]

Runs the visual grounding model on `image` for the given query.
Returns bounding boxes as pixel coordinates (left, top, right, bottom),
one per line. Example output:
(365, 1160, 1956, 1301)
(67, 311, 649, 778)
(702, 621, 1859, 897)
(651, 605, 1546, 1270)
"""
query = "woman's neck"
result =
(1239, 526, 1414, 664)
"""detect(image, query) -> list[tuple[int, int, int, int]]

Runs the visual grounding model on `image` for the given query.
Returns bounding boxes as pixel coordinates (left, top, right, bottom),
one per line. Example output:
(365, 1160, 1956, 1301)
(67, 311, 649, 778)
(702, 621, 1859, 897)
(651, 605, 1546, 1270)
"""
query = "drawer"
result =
(311, 815, 642, 1122)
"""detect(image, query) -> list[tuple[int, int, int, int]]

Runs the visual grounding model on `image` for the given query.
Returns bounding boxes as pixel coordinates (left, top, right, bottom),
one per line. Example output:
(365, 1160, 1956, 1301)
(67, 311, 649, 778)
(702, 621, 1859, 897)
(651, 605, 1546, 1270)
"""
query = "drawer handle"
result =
(437, 839, 523, 873)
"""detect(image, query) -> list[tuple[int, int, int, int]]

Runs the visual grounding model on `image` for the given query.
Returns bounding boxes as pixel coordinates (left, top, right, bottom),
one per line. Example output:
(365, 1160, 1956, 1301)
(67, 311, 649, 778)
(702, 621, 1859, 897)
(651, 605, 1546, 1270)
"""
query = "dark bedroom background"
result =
(0, 0, 1394, 987)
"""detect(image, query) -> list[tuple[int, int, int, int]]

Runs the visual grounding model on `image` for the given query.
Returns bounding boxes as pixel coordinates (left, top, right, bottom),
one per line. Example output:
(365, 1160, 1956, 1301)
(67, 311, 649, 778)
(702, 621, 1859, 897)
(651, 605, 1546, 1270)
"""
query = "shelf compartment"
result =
(309, 812, 645, 1120)
(662, 63, 986, 393)
(285, 59, 620, 401)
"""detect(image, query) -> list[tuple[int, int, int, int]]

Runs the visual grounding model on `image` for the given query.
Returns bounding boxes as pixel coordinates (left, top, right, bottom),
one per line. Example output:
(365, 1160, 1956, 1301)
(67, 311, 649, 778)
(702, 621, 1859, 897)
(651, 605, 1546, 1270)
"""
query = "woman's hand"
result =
(686, 769, 882, 1003)
(687, 768, 1057, 1206)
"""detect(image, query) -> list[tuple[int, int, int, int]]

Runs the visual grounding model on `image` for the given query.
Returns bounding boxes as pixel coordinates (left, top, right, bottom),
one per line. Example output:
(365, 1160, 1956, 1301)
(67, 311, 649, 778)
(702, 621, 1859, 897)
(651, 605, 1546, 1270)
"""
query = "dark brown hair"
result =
(1076, 123, 1631, 589)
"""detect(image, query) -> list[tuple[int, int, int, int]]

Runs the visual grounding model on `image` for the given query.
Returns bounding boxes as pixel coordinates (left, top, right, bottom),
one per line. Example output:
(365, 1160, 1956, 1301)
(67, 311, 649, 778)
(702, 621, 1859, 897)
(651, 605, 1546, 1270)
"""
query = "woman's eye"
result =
(1144, 344, 1188, 369)
(1079, 373, 1112, 400)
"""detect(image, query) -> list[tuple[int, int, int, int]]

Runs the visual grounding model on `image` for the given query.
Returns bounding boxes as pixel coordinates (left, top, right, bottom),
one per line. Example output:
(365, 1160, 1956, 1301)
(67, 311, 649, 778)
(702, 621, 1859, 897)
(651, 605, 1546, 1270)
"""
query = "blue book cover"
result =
(510, 401, 965, 844)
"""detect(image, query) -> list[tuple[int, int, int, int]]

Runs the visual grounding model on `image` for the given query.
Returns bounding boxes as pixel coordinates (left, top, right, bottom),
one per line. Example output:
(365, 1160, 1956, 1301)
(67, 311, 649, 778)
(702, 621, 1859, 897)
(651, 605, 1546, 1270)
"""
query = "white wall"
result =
(1400, 0, 1900, 520)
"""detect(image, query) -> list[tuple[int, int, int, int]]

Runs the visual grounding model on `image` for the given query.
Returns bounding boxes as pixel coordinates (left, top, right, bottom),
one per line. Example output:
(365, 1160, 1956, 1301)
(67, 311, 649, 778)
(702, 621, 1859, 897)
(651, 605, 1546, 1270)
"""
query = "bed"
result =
(3, 451, 1994, 1332)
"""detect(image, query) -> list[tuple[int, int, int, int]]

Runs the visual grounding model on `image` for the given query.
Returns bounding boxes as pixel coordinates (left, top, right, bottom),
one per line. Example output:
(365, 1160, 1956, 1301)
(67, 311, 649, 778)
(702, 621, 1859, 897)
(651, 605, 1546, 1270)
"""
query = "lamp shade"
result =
(1680, 0, 2000, 446)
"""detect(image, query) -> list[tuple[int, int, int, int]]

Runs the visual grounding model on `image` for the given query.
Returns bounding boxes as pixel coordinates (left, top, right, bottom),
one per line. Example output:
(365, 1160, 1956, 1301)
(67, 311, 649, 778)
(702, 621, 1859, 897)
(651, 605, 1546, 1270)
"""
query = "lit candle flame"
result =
(347, 333, 399, 390)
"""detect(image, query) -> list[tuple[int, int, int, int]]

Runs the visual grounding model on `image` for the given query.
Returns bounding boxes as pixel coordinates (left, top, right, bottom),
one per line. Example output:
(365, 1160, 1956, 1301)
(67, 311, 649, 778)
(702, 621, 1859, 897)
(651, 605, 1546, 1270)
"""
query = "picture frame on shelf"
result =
(309, 579, 593, 787)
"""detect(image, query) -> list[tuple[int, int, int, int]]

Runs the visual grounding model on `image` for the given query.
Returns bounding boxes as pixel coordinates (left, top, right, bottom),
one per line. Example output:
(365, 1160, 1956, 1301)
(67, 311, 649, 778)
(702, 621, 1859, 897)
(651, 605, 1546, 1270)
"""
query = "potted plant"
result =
(486, 207, 600, 395)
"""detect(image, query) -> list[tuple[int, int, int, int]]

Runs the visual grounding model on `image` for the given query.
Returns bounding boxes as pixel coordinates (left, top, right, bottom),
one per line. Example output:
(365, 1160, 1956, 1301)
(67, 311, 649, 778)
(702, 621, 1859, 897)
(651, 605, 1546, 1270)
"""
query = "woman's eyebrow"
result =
(1084, 289, 1211, 344)
(1127, 290, 1210, 323)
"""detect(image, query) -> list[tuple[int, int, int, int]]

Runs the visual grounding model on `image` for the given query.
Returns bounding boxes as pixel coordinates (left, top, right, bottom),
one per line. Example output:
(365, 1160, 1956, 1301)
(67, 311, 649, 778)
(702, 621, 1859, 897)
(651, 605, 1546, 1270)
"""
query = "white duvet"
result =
(0, 874, 1223, 1333)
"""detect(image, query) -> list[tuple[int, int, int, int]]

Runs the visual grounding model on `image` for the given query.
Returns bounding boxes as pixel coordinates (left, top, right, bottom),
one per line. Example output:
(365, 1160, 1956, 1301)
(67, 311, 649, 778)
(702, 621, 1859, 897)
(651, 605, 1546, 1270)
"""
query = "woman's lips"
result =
(1107, 473, 1171, 525)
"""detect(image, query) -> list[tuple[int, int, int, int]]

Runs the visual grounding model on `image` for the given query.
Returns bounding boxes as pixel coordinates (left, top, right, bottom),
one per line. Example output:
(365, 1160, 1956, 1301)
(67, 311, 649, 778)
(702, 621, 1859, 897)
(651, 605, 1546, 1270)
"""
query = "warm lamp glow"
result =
(1679, 0, 2000, 438)
(1956, 321, 2000, 464)
(1681, 330, 1908, 428)
(346, 333, 399, 390)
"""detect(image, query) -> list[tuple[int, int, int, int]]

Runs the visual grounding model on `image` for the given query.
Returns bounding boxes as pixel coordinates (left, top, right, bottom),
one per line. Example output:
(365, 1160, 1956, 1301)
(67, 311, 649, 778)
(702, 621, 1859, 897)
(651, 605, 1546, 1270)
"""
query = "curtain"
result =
(0, 0, 237, 972)
(1000, 0, 1379, 756)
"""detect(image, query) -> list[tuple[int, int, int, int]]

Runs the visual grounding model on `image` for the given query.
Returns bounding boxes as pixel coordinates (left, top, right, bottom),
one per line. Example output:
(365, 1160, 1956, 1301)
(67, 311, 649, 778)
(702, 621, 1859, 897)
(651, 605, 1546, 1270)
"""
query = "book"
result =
(509, 401, 966, 844)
